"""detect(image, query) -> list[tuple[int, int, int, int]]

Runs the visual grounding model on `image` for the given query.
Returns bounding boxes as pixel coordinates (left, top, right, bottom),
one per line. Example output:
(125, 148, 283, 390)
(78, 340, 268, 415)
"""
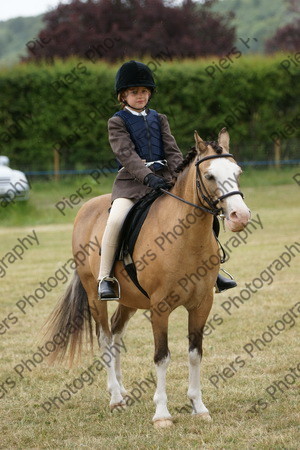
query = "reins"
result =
(160, 152, 245, 264)
(159, 188, 218, 215)
(161, 153, 244, 217)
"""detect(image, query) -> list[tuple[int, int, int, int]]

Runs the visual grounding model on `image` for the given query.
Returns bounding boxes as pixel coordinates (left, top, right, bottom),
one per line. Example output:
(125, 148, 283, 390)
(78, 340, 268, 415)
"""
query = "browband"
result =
(195, 153, 233, 166)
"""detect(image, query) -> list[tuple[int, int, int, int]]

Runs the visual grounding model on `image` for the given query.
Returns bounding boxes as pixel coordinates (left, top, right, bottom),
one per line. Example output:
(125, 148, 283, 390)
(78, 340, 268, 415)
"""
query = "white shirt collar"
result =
(125, 106, 147, 116)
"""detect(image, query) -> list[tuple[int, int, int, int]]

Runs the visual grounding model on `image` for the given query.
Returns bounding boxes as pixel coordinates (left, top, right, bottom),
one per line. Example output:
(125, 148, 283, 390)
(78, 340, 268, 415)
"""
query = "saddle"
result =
(107, 190, 221, 299)
(115, 190, 163, 298)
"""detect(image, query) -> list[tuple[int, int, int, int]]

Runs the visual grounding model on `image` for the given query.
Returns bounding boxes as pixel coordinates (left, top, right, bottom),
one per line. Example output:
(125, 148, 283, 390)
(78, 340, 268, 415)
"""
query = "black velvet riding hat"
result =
(115, 60, 156, 93)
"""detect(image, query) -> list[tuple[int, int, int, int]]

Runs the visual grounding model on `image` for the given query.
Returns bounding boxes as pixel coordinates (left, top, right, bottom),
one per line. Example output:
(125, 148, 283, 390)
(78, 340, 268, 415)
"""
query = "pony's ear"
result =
(194, 130, 207, 154)
(218, 127, 230, 151)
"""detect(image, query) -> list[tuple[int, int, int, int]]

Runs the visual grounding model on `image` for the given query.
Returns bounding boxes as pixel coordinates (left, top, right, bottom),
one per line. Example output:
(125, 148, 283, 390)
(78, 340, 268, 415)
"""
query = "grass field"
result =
(0, 168, 299, 448)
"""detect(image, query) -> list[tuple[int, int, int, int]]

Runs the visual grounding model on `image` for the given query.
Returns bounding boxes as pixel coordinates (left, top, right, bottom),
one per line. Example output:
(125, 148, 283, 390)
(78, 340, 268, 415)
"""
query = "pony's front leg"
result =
(187, 303, 213, 421)
(151, 307, 173, 428)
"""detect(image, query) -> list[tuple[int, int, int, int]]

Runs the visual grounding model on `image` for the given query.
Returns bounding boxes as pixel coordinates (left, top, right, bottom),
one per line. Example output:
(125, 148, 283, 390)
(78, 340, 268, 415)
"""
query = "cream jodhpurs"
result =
(98, 198, 135, 280)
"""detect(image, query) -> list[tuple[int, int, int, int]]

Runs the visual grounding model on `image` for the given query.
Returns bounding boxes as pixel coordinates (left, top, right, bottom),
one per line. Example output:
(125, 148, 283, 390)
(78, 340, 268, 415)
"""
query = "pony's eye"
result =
(205, 174, 215, 181)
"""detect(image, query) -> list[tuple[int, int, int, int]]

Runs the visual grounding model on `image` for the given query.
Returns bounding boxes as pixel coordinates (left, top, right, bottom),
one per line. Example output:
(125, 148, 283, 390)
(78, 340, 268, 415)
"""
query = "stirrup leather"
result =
(97, 276, 121, 301)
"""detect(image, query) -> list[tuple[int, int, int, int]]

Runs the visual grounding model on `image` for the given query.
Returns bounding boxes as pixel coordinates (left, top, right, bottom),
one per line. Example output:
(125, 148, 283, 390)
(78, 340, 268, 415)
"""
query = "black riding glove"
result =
(143, 173, 172, 191)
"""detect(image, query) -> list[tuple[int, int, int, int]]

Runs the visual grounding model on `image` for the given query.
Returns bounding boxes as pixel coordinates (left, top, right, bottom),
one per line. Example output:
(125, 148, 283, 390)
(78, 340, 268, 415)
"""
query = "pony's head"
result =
(193, 128, 251, 232)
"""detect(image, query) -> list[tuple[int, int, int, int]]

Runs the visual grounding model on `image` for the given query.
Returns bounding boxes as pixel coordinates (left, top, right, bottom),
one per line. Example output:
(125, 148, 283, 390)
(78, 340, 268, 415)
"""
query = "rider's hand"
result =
(143, 173, 172, 191)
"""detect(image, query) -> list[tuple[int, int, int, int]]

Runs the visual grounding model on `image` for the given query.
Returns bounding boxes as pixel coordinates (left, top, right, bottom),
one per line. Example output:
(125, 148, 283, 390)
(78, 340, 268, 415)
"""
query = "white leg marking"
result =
(98, 327, 124, 407)
(113, 332, 127, 396)
(153, 354, 172, 422)
(187, 349, 209, 414)
(112, 312, 135, 397)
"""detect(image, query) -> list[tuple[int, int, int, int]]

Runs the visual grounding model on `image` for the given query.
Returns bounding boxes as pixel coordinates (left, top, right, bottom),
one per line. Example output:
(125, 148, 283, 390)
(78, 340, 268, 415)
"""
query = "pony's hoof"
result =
(194, 412, 212, 422)
(153, 418, 173, 429)
(110, 402, 126, 412)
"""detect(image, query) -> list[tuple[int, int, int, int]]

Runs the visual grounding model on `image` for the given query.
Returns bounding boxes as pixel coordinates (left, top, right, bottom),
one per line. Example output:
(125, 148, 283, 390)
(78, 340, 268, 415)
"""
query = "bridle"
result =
(161, 153, 244, 218)
(195, 153, 244, 217)
(160, 152, 245, 264)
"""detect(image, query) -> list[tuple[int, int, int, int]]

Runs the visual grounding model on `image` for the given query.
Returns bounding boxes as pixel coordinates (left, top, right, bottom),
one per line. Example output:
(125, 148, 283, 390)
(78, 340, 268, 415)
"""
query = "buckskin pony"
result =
(44, 128, 251, 428)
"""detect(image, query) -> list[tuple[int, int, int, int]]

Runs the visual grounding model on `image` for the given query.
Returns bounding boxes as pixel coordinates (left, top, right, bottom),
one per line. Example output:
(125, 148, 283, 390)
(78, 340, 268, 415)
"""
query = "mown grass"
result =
(0, 166, 299, 227)
(0, 171, 299, 448)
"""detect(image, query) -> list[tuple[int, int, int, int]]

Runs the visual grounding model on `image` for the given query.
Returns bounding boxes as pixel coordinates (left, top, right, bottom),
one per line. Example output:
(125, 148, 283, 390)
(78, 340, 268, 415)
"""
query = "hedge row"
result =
(0, 55, 299, 170)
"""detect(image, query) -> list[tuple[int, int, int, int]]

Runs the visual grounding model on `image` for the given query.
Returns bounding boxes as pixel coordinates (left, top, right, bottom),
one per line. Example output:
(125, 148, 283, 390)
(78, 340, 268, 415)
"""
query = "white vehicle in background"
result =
(0, 156, 30, 203)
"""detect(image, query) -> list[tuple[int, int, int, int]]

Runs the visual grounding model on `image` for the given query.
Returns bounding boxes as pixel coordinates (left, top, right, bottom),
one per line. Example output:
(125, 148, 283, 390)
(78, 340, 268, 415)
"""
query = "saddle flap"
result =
(114, 190, 163, 297)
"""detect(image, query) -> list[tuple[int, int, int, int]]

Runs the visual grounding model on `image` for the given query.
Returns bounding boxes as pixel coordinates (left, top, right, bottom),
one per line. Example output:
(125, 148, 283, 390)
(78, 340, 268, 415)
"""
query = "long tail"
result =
(42, 270, 93, 366)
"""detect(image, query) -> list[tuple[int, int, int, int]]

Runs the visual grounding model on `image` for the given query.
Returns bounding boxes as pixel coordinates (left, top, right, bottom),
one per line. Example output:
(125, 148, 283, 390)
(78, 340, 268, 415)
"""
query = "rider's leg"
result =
(215, 272, 237, 293)
(213, 216, 237, 293)
(98, 197, 134, 300)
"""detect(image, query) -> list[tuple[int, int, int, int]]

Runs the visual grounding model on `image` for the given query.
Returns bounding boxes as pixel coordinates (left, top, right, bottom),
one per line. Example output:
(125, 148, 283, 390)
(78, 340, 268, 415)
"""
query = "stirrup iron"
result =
(220, 268, 234, 279)
(97, 276, 121, 301)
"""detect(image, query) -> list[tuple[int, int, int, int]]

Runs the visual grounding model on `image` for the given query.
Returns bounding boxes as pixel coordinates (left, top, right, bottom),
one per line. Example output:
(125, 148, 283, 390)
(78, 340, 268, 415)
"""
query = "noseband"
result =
(159, 153, 245, 265)
(195, 153, 244, 217)
(161, 153, 244, 218)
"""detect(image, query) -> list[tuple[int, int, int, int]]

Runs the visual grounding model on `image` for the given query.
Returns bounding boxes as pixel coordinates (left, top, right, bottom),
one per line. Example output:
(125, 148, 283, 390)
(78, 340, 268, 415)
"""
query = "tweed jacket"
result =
(109, 111, 184, 203)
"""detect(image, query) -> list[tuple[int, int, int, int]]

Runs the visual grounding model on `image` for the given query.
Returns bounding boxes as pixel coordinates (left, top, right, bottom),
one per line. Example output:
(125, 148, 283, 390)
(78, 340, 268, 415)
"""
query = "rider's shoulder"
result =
(157, 112, 170, 126)
(146, 108, 168, 122)
(108, 115, 127, 132)
(108, 114, 125, 124)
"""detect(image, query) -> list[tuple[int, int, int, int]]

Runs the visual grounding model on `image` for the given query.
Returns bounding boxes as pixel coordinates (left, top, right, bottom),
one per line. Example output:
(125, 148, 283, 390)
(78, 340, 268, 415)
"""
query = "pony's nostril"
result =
(229, 211, 238, 222)
(228, 209, 251, 224)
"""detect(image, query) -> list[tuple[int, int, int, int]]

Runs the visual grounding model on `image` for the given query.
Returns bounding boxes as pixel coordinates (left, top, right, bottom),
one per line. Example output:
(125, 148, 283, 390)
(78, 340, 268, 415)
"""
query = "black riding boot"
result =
(216, 273, 237, 293)
(98, 278, 119, 301)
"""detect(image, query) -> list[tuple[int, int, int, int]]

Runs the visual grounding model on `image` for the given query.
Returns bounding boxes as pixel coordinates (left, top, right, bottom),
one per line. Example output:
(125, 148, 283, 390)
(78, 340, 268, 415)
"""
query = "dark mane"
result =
(175, 147, 197, 173)
(175, 141, 223, 173)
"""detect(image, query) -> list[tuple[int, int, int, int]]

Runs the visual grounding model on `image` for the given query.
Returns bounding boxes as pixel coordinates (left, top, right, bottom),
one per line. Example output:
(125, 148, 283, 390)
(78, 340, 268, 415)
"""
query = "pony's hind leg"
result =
(97, 318, 126, 409)
(110, 304, 137, 396)
(187, 302, 213, 421)
(85, 284, 125, 410)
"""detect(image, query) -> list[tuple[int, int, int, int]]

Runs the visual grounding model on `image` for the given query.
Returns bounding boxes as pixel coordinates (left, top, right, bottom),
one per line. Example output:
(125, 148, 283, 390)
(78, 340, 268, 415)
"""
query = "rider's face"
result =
(123, 87, 151, 111)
